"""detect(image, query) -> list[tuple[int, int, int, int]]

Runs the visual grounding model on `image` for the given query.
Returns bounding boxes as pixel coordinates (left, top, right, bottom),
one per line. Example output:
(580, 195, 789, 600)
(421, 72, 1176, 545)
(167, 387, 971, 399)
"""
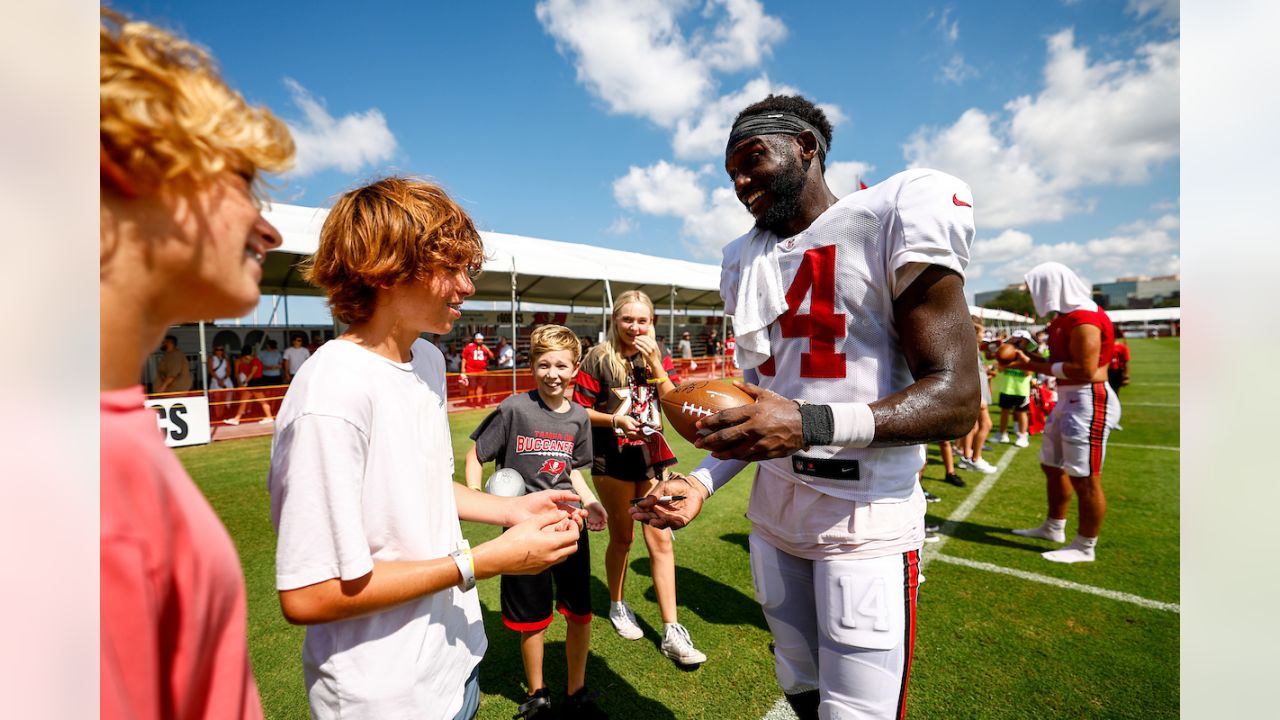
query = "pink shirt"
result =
(101, 386, 262, 720)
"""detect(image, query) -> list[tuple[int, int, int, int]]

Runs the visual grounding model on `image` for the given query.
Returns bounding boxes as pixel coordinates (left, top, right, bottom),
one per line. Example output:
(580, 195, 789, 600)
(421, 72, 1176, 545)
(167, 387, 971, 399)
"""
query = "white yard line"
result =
(929, 554, 1180, 613)
(762, 698, 797, 720)
(922, 445, 1021, 568)
(1110, 442, 1179, 452)
(758, 439, 1174, 719)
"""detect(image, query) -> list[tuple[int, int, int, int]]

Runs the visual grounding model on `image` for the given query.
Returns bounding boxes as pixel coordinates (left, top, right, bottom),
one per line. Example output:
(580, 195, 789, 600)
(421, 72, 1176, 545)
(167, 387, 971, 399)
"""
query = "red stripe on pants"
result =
(896, 550, 921, 719)
(1089, 383, 1107, 475)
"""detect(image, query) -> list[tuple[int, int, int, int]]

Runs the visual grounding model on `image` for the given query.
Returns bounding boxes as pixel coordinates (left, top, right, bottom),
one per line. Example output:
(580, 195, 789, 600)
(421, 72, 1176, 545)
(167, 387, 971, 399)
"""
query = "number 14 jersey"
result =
(721, 168, 975, 504)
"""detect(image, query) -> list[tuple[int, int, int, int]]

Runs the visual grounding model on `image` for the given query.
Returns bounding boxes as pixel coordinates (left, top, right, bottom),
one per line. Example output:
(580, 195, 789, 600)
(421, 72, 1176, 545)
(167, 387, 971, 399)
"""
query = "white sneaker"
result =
(1042, 546, 1095, 564)
(1012, 525, 1066, 543)
(996, 432, 1010, 443)
(608, 602, 643, 640)
(224, 417, 240, 426)
(258, 417, 274, 425)
(1014, 433, 1030, 448)
(661, 623, 706, 665)
(955, 456, 975, 471)
(970, 457, 998, 474)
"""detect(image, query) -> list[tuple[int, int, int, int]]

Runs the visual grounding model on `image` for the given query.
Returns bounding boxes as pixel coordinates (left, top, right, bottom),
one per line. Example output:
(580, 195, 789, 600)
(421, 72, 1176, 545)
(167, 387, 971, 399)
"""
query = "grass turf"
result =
(176, 337, 1179, 719)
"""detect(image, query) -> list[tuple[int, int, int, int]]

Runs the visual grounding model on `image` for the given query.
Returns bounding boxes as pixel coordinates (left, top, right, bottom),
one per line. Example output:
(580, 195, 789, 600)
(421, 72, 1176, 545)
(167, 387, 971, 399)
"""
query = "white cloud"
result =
(968, 215, 1179, 293)
(613, 161, 707, 217)
(940, 54, 978, 84)
(680, 186, 755, 258)
(673, 75, 796, 159)
(282, 79, 397, 177)
(937, 7, 959, 44)
(535, 0, 785, 128)
(905, 30, 1179, 229)
(825, 160, 876, 197)
(612, 160, 752, 259)
(1127, 0, 1179, 23)
(605, 216, 636, 234)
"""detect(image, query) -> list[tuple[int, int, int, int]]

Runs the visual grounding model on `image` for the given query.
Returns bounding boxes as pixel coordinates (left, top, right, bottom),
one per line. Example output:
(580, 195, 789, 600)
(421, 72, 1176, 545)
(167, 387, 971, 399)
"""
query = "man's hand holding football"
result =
(693, 382, 805, 461)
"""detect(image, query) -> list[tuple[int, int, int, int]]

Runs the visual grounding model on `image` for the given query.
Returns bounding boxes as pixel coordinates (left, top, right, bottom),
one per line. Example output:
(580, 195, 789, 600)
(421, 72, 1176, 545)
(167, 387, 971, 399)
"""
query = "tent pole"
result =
(198, 320, 209, 398)
(721, 305, 728, 379)
(510, 261, 518, 396)
(669, 285, 676, 351)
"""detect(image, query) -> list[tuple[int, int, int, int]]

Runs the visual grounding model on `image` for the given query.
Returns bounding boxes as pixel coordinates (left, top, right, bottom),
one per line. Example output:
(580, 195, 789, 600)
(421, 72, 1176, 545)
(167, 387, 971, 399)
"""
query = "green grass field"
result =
(176, 337, 1179, 719)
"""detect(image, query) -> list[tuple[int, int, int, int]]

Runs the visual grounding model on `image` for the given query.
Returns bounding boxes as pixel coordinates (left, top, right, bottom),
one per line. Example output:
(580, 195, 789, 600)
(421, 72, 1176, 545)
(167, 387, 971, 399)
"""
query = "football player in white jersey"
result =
(632, 95, 980, 720)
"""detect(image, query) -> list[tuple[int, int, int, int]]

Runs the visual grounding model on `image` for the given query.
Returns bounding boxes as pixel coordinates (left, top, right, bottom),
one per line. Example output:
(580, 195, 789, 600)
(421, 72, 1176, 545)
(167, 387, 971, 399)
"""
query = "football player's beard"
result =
(756, 154, 808, 233)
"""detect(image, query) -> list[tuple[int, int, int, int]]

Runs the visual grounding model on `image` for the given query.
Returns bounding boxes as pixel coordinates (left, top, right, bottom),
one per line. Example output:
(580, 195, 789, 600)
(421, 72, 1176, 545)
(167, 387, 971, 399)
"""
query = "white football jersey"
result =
(721, 168, 975, 503)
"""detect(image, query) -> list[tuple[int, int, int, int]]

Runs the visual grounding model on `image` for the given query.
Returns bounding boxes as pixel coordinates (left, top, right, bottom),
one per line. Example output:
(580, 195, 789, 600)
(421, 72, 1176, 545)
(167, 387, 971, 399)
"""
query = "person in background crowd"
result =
(706, 329, 723, 376)
(724, 329, 736, 377)
(267, 177, 584, 720)
(100, 7, 294, 717)
(155, 335, 192, 393)
(677, 331, 695, 374)
(258, 338, 284, 385)
(447, 342, 463, 373)
(226, 347, 274, 425)
(580, 335, 594, 353)
(208, 344, 234, 420)
(1010, 262, 1121, 564)
(284, 334, 311, 381)
(308, 331, 324, 354)
(1108, 337, 1130, 393)
(462, 332, 495, 407)
(993, 329, 1037, 447)
(496, 335, 515, 369)
(956, 319, 997, 474)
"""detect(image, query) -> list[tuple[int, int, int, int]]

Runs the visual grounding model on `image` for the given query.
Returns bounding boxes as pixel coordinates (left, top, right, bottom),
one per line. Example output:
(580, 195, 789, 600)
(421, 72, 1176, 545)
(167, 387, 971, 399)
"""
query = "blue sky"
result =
(115, 0, 1179, 323)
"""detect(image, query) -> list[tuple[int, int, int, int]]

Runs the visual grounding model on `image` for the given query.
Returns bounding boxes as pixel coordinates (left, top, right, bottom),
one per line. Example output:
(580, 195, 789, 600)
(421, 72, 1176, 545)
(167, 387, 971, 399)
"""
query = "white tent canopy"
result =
(968, 306, 1035, 324)
(1107, 307, 1180, 323)
(261, 203, 724, 309)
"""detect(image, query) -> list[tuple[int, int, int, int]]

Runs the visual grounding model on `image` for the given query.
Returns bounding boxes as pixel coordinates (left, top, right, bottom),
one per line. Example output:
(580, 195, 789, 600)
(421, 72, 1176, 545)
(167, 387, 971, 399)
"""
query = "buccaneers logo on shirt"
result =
(539, 458, 567, 476)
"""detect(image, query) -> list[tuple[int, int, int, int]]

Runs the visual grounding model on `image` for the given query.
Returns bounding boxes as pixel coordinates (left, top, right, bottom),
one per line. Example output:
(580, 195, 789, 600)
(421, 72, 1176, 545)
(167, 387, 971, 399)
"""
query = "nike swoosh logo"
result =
(953, 194, 972, 208)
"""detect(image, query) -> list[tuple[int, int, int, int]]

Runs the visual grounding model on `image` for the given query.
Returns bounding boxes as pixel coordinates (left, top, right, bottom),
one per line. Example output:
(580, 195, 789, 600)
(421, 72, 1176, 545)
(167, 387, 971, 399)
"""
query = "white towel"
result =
(1025, 261, 1097, 316)
(724, 228, 786, 369)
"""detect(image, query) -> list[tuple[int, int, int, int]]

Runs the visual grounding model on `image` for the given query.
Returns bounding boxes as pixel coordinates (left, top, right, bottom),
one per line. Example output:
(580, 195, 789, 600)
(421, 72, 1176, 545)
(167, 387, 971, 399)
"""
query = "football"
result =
(485, 467, 526, 497)
(660, 381, 755, 444)
(995, 343, 1019, 362)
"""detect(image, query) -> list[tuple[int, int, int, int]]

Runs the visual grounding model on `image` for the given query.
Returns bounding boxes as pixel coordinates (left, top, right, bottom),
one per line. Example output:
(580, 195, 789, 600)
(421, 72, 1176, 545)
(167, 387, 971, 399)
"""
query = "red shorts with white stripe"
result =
(1040, 381, 1122, 477)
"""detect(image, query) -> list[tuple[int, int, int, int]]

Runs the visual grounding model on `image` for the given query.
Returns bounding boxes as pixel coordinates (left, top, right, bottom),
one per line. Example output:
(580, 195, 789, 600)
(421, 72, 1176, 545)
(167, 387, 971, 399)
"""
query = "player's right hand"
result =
(629, 473, 706, 530)
(475, 509, 580, 577)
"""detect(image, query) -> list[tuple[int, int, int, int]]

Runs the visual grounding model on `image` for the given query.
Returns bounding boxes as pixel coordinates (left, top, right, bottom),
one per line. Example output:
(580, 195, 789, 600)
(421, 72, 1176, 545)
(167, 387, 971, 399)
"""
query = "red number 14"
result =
(758, 244, 847, 378)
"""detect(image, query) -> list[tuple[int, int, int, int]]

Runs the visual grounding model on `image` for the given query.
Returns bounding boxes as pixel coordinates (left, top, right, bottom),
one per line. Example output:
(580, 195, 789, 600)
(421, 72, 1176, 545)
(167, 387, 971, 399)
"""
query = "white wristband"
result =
(1051, 362, 1068, 380)
(689, 456, 749, 497)
(450, 540, 475, 592)
(829, 402, 875, 448)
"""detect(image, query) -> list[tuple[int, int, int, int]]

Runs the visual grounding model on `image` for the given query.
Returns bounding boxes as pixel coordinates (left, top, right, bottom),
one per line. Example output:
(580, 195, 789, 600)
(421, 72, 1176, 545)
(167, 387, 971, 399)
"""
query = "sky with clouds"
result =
(115, 0, 1179, 321)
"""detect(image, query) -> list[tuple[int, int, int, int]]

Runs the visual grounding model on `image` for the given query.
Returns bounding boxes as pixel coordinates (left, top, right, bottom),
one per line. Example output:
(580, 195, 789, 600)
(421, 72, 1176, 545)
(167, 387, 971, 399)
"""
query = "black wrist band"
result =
(798, 403, 834, 447)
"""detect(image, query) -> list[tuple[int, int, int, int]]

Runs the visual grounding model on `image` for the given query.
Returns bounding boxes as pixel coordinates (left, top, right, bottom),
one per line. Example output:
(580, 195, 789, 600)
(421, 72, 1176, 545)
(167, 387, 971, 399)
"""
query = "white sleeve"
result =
(688, 455, 750, 497)
(268, 413, 373, 591)
(889, 169, 975, 296)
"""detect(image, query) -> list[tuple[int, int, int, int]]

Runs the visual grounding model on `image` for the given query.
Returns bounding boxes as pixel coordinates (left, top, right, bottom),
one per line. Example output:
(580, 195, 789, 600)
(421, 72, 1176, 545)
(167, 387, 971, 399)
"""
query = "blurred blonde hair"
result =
(529, 324, 581, 365)
(100, 8, 294, 196)
(588, 290, 656, 383)
(304, 177, 484, 324)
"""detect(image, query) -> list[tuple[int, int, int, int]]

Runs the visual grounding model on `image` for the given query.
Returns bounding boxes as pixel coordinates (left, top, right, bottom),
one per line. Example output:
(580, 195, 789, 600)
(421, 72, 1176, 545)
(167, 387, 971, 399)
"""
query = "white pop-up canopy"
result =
(260, 203, 725, 309)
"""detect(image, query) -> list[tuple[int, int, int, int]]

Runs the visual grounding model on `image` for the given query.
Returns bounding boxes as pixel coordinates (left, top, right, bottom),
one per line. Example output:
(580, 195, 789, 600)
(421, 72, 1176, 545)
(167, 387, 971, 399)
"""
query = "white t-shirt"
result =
(282, 345, 311, 375)
(267, 338, 485, 720)
(497, 344, 514, 368)
(716, 168, 974, 558)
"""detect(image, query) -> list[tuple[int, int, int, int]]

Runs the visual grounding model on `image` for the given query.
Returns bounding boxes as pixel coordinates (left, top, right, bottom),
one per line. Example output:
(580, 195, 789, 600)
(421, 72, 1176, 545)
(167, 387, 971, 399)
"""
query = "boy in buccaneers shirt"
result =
(465, 325, 608, 718)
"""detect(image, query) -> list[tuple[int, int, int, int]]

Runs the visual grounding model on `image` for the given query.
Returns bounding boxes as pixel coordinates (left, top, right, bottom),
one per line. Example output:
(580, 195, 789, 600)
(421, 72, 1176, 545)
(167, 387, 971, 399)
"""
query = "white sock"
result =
(1071, 534, 1098, 550)
(1046, 517, 1067, 533)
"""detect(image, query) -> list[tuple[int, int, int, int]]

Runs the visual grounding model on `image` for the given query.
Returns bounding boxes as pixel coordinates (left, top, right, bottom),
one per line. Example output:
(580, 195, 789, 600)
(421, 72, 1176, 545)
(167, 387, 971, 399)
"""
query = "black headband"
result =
(726, 112, 828, 157)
